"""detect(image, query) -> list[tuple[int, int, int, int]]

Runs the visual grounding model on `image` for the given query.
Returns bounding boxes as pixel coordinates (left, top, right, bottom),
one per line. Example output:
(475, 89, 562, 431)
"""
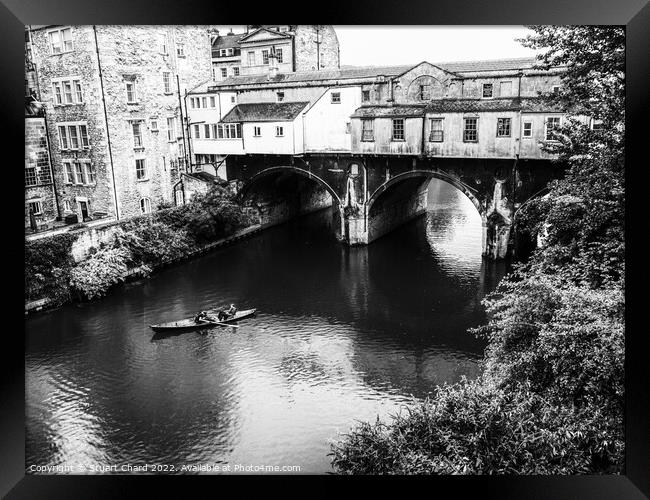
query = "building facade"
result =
(211, 25, 340, 82)
(27, 24, 213, 224)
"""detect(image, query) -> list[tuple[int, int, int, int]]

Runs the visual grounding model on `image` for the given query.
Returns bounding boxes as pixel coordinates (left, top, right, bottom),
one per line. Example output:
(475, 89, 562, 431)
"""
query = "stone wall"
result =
(25, 117, 57, 229)
(293, 26, 340, 72)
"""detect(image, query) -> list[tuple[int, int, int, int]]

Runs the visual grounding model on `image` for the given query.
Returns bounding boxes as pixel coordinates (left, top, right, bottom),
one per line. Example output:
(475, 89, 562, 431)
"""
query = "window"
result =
(177, 44, 185, 57)
(161, 34, 169, 55)
(48, 27, 73, 54)
(210, 96, 215, 108)
(69, 125, 79, 149)
(392, 119, 405, 141)
(219, 49, 227, 57)
(331, 92, 341, 104)
(211, 124, 218, 138)
(552, 85, 561, 94)
(522, 121, 533, 138)
(482, 83, 493, 98)
(276, 126, 284, 137)
(217, 123, 242, 139)
(163, 72, 172, 93)
(496, 118, 511, 137)
(276, 48, 283, 63)
(545, 116, 561, 140)
(140, 197, 151, 214)
(253, 126, 261, 137)
(64, 162, 75, 183)
(52, 82, 63, 104)
(204, 124, 211, 139)
(350, 164, 359, 175)
(221, 67, 227, 78)
(591, 118, 604, 131)
(74, 161, 85, 184)
(276, 91, 285, 102)
(202, 97, 207, 108)
(233, 67, 240, 76)
(362, 90, 370, 102)
(79, 125, 89, 148)
(167, 117, 176, 141)
(52, 78, 83, 105)
(126, 81, 137, 103)
(62, 81, 73, 104)
(247, 51, 255, 66)
(132, 122, 143, 148)
(429, 118, 443, 142)
(463, 117, 478, 142)
(226, 48, 234, 56)
(500, 81, 512, 97)
(74, 80, 83, 102)
(150, 119, 158, 132)
(262, 50, 269, 65)
(346, 121, 351, 134)
(136, 159, 147, 180)
(231, 95, 236, 103)
(58, 125, 68, 149)
(194, 124, 200, 139)
(85, 162, 95, 184)
(28, 201, 43, 216)
(419, 84, 430, 100)
(63, 200, 71, 212)
(361, 119, 374, 141)
(25, 166, 37, 186)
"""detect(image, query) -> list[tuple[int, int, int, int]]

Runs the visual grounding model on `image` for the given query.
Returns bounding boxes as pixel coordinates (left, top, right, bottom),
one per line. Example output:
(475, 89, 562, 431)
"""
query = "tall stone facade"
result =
(293, 25, 340, 72)
(28, 25, 213, 222)
(25, 117, 58, 230)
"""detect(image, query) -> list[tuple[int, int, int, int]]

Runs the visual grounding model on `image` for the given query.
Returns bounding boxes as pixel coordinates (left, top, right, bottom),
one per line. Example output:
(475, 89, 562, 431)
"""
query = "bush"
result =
(25, 233, 76, 304)
(69, 246, 131, 300)
(115, 217, 194, 266)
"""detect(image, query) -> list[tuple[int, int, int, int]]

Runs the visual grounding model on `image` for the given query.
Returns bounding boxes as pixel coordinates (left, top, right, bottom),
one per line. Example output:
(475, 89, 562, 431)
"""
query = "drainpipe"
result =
(41, 112, 61, 220)
(177, 74, 189, 172)
(93, 25, 120, 220)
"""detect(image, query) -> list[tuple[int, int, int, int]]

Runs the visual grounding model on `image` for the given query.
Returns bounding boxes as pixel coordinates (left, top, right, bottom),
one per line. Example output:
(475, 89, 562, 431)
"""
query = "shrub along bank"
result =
(25, 186, 254, 305)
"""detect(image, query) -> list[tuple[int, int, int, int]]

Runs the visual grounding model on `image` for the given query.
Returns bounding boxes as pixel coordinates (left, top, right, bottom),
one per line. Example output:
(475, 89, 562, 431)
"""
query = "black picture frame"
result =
(5, 1, 649, 498)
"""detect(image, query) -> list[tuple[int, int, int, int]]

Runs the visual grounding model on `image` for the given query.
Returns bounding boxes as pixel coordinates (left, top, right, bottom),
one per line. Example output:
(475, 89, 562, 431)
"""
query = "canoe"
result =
(149, 308, 257, 332)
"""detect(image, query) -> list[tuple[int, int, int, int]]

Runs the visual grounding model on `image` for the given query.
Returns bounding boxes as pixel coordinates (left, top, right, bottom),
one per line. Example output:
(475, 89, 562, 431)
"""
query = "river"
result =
(25, 181, 509, 474)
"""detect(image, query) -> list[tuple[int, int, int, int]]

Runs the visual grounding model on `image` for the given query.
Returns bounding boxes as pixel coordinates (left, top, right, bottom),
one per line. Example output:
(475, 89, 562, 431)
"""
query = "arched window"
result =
(140, 197, 151, 214)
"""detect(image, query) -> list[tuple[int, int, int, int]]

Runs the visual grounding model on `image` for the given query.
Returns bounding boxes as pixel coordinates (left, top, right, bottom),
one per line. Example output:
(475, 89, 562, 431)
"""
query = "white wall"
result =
(303, 86, 361, 153)
(243, 121, 297, 155)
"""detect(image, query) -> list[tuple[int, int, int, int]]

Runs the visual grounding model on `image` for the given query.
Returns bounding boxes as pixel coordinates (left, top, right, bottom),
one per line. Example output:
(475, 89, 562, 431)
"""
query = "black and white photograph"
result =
(19, 20, 631, 483)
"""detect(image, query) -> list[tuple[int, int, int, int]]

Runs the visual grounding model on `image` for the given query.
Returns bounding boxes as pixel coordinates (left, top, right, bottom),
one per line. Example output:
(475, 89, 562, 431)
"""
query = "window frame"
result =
(496, 117, 512, 138)
(262, 50, 270, 65)
(482, 83, 494, 99)
(135, 158, 148, 181)
(275, 125, 284, 137)
(276, 91, 285, 102)
(429, 118, 444, 142)
(522, 121, 533, 138)
(132, 122, 143, 148)
(253, 126, 261, 137)
(220, 67, 228, 78)
(391, 118, 405, 142)
(140, 197, 151, 214)
(47, 27, 73, 55)
(331, 92, 341, 104)
(57, 122, 90, 151)
(167, 117, 176, 142)
(28, 200, 43, 216)
(463, 117, 479, 142)
(125, 81, 137, 104)
(545, 116, 562, 141)
(361, 90, 370, 103)
(52, 77, 83, 106)
(361, 118, 374, 142)
(163, 72, 172, 94)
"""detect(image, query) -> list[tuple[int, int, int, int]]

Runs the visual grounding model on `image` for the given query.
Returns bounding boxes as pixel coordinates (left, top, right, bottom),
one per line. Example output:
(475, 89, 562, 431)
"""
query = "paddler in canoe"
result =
(194, 304, 237, 324)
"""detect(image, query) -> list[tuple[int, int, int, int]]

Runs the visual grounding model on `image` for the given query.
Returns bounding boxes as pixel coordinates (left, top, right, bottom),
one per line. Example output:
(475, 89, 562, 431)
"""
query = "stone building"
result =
(27, 25, 213, 223)
(211, 25, 340, 82)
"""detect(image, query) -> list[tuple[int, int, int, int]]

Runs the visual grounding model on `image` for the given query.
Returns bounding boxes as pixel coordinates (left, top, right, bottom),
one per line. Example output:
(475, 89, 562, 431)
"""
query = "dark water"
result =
(25, 183, 509, 474)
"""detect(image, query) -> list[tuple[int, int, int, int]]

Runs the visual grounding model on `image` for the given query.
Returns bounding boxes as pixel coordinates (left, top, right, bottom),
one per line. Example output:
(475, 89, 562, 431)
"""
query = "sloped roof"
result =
(425, 97, 565, 113)
(212, 33, 245, 53)
(212, 65, 415, 87)
(351, 105, 427, 119)
(239, 27, 293, 43)
(437, 57, 539, 73)
(221, 101, 310, 122)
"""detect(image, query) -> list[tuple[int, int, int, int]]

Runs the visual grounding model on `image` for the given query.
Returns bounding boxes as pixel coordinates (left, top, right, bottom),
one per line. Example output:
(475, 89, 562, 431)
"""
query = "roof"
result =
(425, 97, 565, 113)
(351, 105, 427, 119)
(239, 27, 293, 43)
(436, 57, 539, 74)
(212, 65, 415, 88)
(221, 102, 310, 123)
(212, 33, 245, 54)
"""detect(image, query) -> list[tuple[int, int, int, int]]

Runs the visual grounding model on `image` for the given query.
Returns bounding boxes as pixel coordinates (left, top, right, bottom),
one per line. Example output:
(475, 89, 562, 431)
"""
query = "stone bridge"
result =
(226, 154, 565, 259)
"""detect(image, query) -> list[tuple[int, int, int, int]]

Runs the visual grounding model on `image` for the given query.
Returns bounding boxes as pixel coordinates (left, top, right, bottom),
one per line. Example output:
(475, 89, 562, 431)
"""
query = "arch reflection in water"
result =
(26, 182, 508, 474)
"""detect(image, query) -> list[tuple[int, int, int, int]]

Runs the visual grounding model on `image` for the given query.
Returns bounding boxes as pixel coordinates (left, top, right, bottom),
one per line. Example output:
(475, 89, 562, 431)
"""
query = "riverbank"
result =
(24, 186, 258, 316)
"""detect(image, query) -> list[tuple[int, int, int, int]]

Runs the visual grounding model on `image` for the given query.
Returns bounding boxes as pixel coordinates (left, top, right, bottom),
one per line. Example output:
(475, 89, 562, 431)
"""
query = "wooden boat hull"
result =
(149, 308, 257, 332)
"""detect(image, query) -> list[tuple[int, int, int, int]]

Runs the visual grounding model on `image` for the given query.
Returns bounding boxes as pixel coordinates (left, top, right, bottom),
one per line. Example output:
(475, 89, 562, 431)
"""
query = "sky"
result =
(213, 26, 539, 67)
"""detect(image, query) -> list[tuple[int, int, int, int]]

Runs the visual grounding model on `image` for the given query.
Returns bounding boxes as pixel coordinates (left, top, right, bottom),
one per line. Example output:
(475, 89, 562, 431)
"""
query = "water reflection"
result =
(26, 181, 508, 474)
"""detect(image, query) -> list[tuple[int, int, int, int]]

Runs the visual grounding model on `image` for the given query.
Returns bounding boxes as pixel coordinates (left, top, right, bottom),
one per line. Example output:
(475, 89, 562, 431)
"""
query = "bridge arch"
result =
(237, 166, 342, 206)
(367, 169, 485, 218)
